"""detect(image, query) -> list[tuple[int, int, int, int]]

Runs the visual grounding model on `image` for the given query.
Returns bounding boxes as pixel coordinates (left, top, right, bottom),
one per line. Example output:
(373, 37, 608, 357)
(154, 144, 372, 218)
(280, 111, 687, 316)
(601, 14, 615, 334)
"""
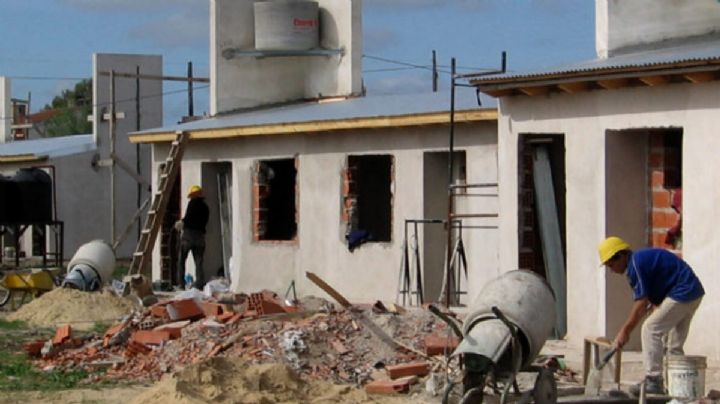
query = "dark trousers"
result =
(177, 228, 205, 288)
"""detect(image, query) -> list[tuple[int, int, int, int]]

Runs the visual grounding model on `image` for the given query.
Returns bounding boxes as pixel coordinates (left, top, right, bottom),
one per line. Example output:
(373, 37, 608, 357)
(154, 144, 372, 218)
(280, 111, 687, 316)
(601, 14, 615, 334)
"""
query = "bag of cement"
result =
(281, 330, 307, 369)
(203, 278, 231, 298)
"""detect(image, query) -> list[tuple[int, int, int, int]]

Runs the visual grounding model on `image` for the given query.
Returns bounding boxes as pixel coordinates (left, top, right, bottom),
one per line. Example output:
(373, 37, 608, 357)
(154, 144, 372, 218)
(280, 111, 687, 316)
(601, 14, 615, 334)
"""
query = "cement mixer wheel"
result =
(0, 286, 10, 307)
(532, 368, 557, 404)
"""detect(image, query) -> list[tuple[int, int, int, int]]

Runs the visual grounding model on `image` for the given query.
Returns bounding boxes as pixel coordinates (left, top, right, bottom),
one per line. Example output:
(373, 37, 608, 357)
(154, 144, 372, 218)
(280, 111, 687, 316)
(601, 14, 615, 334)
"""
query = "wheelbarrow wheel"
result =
(0, 286, 10, 307)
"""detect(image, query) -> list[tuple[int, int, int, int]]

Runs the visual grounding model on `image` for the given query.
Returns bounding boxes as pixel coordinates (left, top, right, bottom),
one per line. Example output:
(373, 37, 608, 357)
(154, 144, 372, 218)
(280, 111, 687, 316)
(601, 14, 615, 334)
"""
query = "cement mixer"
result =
(439, 270, 558, 404)
(62, 240, 116, 291)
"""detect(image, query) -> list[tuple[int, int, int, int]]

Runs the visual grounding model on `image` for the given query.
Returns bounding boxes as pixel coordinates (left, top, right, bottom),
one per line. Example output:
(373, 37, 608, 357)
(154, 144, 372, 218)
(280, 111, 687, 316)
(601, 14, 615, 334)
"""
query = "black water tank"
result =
(13, 168, 52, 223)
(0, 174, 19, 223)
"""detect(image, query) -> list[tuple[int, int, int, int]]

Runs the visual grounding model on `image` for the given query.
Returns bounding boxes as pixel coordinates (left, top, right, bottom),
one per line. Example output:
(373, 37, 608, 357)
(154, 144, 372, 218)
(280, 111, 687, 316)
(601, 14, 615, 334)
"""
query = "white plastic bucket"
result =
(666, 355, 706, 400)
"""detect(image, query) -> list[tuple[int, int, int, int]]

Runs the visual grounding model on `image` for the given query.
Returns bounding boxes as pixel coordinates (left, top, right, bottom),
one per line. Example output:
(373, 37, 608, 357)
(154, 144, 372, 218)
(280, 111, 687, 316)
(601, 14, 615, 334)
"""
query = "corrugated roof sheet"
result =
(473, 35, 720, 82)
(0, 134, 95, 158)
(136, 89, 496, 135)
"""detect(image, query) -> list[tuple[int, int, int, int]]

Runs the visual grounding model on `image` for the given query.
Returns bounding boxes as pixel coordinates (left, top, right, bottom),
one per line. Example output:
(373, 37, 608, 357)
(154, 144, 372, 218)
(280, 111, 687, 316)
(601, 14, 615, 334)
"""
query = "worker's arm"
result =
(614, 297, 650, 349)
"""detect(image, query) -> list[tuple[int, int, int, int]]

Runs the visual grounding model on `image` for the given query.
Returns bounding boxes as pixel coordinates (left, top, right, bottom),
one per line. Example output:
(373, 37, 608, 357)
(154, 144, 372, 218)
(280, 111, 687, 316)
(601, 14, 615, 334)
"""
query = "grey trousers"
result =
(177, 228, 206, 288)
(642, 296, 702, 377)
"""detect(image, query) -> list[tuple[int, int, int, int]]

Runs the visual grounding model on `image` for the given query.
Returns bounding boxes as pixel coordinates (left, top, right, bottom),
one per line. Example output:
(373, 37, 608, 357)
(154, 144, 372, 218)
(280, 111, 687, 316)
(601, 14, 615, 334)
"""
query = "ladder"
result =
(128, 131, 188, 276)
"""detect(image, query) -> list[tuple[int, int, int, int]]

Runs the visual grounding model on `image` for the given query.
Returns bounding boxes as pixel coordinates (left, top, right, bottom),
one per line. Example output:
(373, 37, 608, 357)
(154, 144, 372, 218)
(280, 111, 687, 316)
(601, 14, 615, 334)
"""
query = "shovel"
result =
(584, 347, 617, 396)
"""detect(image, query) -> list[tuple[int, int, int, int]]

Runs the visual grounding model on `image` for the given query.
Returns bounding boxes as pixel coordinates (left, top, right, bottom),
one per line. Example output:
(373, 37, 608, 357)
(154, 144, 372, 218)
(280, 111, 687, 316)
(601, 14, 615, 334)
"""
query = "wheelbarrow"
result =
(0, 267, 62, 309)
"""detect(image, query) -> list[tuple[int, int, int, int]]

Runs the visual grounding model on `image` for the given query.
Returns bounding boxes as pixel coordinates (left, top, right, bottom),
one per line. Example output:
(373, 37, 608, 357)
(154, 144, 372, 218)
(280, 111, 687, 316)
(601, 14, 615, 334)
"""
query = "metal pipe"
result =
(188, 62, 194, 117)
(136, 65, 142, 242)
(445, 58, 457, 308)
(109, 70, 116, 246)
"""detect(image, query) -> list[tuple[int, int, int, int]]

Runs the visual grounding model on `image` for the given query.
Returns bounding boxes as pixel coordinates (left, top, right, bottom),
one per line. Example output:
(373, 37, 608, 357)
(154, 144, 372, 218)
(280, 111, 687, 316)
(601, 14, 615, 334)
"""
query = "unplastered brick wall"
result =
(647, 132, 682, 252)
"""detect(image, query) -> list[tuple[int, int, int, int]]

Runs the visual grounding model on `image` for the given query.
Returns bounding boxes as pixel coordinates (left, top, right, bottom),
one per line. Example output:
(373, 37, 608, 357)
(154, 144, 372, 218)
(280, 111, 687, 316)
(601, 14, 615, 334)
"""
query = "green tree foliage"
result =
(43, 79, 92, 137)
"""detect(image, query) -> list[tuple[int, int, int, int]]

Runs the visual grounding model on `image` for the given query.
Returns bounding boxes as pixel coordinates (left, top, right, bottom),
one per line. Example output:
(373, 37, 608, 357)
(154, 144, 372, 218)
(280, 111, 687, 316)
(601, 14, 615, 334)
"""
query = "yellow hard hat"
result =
(187, 185, 201, 197)
(598, 236, 630, 265)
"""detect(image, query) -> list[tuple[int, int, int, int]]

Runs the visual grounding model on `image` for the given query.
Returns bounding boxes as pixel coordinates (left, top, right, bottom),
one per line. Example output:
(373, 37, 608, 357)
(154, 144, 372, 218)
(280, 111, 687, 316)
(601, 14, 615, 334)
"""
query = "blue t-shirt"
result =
(626, 248, 704, 305)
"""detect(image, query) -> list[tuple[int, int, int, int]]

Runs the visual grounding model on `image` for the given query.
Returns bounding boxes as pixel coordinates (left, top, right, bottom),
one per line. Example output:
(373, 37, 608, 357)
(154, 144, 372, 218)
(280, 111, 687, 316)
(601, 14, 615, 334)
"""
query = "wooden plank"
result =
(306, 272, 352, 308)
(532, 145, 567, 337)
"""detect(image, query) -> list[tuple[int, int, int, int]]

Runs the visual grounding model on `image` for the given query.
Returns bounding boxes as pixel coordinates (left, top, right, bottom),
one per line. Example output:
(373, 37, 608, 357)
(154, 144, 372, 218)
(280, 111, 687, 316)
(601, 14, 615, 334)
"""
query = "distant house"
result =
(131, 0, 502, 303)
(0, 53, 161, 262)
(472, 0, 720, 357)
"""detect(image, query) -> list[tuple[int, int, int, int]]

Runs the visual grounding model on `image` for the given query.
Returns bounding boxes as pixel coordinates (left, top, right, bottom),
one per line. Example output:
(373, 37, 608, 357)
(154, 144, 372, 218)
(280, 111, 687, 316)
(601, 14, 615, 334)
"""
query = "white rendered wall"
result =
(0, 77, 10, 143)
(497, 81, 720, 360)
(210, 0, 362, 114)
(92, 54, 161, 258)
(596, 0, 720, 58)
(151, 121, 498, 303)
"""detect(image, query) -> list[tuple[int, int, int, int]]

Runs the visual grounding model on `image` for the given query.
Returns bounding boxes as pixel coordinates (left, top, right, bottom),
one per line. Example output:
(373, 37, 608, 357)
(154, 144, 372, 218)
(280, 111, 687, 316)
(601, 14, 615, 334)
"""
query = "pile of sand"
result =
(130, 358, 409, 404)
(7, 288, 138, 330)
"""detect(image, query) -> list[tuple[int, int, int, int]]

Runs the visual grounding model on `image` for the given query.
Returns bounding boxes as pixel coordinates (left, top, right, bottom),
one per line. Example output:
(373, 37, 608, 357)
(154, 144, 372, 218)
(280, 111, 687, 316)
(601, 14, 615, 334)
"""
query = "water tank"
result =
(13, 168, 52, 223)
(65, 240, 116, 288)
(0, 174, 19, 223)
(254, 1, 320, 51)
(458, 270, 556, 369)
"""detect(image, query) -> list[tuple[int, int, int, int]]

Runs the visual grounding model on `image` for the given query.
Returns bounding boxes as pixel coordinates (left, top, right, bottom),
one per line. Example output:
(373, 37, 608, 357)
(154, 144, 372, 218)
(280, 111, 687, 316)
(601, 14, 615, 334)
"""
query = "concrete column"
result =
(0, 77, 11, 143)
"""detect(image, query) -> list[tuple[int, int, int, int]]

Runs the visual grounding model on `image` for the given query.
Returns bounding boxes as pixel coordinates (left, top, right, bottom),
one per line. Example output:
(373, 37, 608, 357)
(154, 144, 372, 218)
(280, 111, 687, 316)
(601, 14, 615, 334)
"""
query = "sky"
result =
(0, 0, 596, 126)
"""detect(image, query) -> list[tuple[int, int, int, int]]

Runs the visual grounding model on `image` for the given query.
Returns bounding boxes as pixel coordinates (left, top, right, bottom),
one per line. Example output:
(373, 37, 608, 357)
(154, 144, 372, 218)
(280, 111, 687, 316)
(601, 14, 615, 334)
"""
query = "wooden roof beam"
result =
(557, 81, 590, 94)
(484, 89, 515, 97)
(518, 86, 549, 96)
(638, 75, 669, 86)
(683, 71, 716, 83)
(596, 78, 629, 90)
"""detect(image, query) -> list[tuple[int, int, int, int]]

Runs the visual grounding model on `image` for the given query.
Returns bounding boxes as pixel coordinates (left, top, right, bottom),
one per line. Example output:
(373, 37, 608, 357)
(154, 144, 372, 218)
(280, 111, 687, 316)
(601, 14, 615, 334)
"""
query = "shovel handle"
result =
(597, 347, 617, 370)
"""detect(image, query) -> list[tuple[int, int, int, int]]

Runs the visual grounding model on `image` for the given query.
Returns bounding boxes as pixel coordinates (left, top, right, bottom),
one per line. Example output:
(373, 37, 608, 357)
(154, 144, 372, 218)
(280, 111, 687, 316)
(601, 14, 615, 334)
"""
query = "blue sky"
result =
(0, 0, 595, 125)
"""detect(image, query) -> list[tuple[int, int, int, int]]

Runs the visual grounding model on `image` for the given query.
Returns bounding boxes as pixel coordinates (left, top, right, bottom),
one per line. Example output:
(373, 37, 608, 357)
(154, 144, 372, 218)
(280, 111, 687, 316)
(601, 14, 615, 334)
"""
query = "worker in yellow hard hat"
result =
(598, 236, 704, 396)
(175, 185, 209, 289)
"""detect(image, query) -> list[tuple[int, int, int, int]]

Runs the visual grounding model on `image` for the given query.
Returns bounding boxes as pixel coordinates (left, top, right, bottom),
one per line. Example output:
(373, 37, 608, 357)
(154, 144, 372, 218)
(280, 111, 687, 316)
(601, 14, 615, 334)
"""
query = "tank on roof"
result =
(254, 1, 320, 51)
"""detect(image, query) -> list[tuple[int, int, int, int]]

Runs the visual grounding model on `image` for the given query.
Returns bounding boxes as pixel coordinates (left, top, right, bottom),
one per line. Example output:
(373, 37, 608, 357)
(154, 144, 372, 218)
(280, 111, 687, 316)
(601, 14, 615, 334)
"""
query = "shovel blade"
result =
(584, 368, 603, 396)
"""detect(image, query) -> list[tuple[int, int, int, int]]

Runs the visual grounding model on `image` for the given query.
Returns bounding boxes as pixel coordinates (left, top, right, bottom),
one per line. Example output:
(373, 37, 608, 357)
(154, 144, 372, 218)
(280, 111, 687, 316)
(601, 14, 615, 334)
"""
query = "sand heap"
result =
(130, 357, 407, 404)
(7, 287, 138, 330)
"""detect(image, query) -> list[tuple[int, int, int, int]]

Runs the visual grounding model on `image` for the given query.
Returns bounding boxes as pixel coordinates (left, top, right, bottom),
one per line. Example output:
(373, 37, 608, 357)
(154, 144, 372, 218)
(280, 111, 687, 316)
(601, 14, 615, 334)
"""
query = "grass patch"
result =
(91, 321, 110, 334)
(0, 319, 26, 330)
(0, 351, 89, 391)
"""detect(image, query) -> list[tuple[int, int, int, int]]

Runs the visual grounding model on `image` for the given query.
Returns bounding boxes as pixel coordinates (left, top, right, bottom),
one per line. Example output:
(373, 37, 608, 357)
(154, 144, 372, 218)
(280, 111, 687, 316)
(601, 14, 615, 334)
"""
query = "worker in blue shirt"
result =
(598, 236, 704, 396)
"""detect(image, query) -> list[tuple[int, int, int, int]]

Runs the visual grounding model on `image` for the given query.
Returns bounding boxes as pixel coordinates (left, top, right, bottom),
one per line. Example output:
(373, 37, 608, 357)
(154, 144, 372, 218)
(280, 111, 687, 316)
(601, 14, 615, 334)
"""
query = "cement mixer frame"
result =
(438, 305, 558, 404)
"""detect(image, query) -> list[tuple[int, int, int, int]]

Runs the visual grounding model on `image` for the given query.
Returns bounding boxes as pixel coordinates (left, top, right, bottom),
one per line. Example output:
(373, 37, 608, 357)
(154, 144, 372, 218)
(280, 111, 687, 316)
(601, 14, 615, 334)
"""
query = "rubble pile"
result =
(24, 287, 458, 396)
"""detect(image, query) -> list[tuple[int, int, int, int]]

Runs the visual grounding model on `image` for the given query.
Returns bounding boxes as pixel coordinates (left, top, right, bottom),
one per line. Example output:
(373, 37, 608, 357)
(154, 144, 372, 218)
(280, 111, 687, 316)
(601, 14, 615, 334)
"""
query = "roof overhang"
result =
(0, 154, 48, 165)
(129, 109, 497, 144)
(472, 59, 720, 97)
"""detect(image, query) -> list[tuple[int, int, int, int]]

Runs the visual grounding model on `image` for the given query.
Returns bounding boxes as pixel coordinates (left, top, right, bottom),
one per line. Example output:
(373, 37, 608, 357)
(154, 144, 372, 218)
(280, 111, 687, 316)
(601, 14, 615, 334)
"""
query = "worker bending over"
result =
(598, 236, 704, 396)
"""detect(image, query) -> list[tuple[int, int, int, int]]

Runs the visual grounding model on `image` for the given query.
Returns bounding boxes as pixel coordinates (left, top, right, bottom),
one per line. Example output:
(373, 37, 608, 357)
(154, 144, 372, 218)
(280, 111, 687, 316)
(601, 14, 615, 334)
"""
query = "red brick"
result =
(150, 305, 169, 318)
(365, 379, 411, 394)
(652, 190, 671, 208)
(104, 323, 124, 339)
(154, 321, 189, 339)
(386, 362, 430, 379)
(217, 312, 236, 323)
(260, 299, 287, 315)
(52, 325, 72, 346)
(424, 334, 459, 356)
(131, 330, 172, 345)
(200, 302, 223, 317)
(125, 340, 151, 357)
(23, 340, 46, 357)
(166, 299, 205, 321)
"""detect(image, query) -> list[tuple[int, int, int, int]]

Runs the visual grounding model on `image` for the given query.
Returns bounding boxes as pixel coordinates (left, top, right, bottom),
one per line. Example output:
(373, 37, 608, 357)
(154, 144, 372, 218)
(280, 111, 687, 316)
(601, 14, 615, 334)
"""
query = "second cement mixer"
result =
(62, 240, 116, 291)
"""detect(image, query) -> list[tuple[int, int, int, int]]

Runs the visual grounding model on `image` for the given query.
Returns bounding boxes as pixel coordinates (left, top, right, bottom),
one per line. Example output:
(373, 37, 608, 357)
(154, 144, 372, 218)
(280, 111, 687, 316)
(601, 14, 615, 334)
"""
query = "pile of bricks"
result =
(29, 291, 457, 396)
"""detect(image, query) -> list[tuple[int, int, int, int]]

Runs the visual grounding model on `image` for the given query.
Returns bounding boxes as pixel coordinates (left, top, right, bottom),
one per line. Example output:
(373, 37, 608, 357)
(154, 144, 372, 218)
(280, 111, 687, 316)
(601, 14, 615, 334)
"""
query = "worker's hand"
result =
(614, 328, 629, 349)
(174, 220, 183, 232)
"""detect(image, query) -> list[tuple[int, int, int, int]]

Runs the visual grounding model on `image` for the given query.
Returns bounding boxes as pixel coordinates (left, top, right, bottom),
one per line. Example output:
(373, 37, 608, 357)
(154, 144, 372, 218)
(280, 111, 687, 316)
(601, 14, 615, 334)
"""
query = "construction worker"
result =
(175, 185, 209, 289)
(598, 236, 704, 396)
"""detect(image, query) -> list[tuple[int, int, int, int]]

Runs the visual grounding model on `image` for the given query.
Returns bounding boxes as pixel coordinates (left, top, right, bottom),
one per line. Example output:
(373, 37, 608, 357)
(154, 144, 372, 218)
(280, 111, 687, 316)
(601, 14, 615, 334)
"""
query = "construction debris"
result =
(26, 285, 452, 394)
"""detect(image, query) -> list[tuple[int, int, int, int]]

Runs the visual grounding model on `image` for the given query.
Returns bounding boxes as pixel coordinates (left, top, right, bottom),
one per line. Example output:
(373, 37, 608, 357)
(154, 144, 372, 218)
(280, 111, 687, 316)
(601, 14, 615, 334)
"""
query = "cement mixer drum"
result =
(64, 240, 116, 290)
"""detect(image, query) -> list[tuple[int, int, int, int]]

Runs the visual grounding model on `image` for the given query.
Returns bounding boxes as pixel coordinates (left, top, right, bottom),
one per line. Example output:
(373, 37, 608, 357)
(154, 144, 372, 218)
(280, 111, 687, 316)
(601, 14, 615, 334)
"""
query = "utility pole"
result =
(432, 50, 438, 92)
(188, 62, 194, 117)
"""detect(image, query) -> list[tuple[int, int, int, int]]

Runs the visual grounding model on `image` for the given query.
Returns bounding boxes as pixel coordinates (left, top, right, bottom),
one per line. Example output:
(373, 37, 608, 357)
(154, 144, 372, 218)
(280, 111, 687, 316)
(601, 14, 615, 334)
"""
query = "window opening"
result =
(254, 158, 297, 241)
(343, 155, 393, 249)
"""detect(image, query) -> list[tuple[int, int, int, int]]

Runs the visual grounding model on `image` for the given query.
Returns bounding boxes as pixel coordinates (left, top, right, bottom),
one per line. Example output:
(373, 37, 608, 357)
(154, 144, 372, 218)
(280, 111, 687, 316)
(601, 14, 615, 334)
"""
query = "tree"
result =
(43, 79, 92, 137)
